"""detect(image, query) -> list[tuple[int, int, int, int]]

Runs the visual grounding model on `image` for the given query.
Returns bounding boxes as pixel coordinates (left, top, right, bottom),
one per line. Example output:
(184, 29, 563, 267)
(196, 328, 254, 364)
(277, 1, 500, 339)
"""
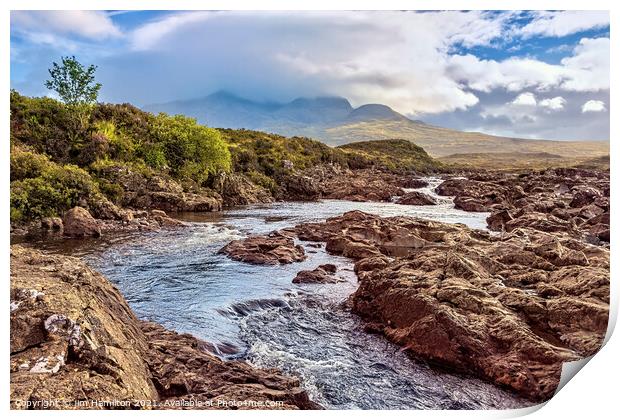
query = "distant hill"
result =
(145, 92, 609, 159)
(338, 139, 439, 172)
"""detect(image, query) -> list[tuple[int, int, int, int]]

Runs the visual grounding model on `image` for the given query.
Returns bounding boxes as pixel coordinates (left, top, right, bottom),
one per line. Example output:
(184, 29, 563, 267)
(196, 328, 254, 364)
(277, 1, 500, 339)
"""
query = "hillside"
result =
(9, 92, 440, 226)
(337, 139, 439, 172)
(145, 92, 609, 159)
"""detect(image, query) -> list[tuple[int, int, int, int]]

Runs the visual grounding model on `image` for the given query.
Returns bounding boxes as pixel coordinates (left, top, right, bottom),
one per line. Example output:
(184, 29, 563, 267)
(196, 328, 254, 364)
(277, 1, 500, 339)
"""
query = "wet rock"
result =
(293, 264, 341, 284)
(10, 246, 318, 410)
(140, 322, 320, 409)
(62, 207, 101, 238)
(396, 191, 437, 206)
(219, 232, 306, 265)
(293, 211, 609, 402)
(453, 196, 489, 212)
(41, 217, 63, 232)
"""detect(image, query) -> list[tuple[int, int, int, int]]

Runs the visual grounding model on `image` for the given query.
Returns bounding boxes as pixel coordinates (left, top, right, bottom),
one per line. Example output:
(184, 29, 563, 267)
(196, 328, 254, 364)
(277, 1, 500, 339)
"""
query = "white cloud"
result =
(582, 100, 606, 113)
(517, 11, 609, 39)
(539, 96, 566, 111)
(560, 38, 610, 91)
(447, 37, 609, 93)
(511, 92, 537, 106)
(11, 11, 122, 40)
(130, 11, 212, 51)
(9, 10, 611, 140)
(126, 11, 503, 114)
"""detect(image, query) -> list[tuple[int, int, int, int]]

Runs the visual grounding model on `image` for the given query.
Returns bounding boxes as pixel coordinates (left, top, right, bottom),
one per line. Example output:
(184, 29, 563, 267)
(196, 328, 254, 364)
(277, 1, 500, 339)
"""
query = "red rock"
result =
(293, 264, 341, 284)
(219, 232, 306, 265)
(62, 206, 101, 238)
(292, 211, 609, 402)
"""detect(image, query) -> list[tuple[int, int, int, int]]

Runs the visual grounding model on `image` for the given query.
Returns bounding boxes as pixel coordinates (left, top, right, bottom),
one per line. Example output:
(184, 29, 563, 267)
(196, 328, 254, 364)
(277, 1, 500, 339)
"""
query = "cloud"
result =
(130, 11, 212, 51)
(517, 11, 609, 39)
(539, 96, 566, 111)
(447, 36, 609, 93)
(10, 10, 610, 140)
(511, 92, 537, 106)
(121, 11, 509, 114)
(582, 100, 606, 113)
(11, 11, 122, 40)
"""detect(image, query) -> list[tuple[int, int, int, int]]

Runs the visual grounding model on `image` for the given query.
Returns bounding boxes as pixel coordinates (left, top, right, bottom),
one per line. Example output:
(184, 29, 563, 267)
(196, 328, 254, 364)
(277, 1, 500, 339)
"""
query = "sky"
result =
(10, 10, 610, 141)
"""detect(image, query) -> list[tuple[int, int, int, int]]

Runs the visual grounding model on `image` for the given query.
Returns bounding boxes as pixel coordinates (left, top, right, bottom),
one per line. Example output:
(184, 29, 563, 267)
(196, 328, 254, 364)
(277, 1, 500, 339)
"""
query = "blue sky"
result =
(10, 10, 610, 140)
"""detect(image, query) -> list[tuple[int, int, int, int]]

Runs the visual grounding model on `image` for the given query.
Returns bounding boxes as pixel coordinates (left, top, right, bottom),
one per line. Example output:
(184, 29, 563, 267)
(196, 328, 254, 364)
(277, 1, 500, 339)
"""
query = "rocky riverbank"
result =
(435, 168, 610, 245)
(10, 246, 319, 410)
(11, 165, 435, 241)
(222, 209, 608, 402)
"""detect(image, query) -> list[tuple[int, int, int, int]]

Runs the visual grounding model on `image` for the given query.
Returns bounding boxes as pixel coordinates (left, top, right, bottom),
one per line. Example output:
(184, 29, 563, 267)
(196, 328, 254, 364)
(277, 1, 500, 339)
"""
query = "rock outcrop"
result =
(219, 232, 306, 265)
(437, 169, 610, 244)
(292, 211, 609, 402)
(10, 246, 317, 410)
(212, 173, 274, 206)
(95, 165, 224, 212)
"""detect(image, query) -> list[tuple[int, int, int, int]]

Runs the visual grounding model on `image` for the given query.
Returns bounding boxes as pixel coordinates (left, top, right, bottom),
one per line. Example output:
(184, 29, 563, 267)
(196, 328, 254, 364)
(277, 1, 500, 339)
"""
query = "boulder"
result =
(213, 173, 274, 206)
(486, 209, 513, 231)
(62, 207, 101, 238)
(396, 191, 437, 205)
(219, 232, 306, 265)
(293, 264, 341, 284)
(40, 217, 63, 232)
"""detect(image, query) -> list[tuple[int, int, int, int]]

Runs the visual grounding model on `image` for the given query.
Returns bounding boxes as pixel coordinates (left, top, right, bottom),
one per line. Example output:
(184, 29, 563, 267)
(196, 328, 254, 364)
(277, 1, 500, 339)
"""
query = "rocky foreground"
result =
(10, 246, 319, 410)
(219, 167, 610, 402)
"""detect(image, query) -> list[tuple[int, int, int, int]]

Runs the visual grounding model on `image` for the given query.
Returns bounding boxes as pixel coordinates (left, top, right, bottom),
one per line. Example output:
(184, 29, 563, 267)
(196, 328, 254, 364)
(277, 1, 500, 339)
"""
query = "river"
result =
(32, 178, 530, 409)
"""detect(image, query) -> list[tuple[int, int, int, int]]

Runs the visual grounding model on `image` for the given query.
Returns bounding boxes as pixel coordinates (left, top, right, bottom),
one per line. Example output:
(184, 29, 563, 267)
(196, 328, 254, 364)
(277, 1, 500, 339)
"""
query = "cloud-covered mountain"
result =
(144, 91, 608, 159)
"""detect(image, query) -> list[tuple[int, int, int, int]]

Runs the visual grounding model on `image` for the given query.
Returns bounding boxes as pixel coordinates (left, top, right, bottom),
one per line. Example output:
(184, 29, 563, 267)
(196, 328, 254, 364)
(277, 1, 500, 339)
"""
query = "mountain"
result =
(144, 92, 609, 159)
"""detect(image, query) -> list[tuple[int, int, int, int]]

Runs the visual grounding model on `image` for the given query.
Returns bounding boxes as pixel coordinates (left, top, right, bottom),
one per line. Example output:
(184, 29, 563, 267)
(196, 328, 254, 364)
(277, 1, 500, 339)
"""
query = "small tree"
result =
(44, 56, 102, 149)
(45, 56, 101, 105)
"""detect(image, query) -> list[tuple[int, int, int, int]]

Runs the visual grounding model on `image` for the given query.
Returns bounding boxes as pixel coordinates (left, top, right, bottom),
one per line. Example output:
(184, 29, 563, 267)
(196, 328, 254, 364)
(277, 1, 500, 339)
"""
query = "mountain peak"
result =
(206, 90, 249, 102)
(288, 96, 352, 109)
(347, 103, 408, 122)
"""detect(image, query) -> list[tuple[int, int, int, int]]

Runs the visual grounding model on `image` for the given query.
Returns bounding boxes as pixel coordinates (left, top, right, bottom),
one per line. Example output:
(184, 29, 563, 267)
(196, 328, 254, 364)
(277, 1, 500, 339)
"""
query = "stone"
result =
(41, 217, 63, 231)
(396, 191, 437, 205)
(293, 264, 341, 284)
(219, 232, 306, 265)
(291, 211, 609, 402)
(62, 207, 101, 238)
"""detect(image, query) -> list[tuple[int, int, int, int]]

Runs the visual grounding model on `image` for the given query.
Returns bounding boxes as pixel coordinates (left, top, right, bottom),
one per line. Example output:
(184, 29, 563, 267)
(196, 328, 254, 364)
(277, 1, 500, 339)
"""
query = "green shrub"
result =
(151, 113, 231, 183)
(10, 148, 51, 181)
(10, 150, 101, 223)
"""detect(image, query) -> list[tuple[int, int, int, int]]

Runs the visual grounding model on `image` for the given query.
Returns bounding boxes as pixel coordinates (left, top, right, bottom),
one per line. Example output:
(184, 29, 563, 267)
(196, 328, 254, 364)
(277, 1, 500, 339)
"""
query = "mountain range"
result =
(144, 91, 609, 159)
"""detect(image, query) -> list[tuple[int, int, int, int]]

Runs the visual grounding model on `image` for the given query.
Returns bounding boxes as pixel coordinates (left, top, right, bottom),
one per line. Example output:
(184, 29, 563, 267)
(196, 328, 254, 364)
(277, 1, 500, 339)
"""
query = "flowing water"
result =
(32, 178, 530, 409)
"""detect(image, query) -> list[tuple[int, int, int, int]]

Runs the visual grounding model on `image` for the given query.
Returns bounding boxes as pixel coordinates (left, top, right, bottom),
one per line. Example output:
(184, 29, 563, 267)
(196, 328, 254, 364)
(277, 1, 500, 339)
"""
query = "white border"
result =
(2, 1, 617, 419)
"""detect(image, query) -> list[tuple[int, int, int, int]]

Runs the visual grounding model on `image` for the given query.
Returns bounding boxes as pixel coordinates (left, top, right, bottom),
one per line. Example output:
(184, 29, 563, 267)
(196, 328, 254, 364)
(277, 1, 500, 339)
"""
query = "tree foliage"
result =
(45, 56, 101, 105)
